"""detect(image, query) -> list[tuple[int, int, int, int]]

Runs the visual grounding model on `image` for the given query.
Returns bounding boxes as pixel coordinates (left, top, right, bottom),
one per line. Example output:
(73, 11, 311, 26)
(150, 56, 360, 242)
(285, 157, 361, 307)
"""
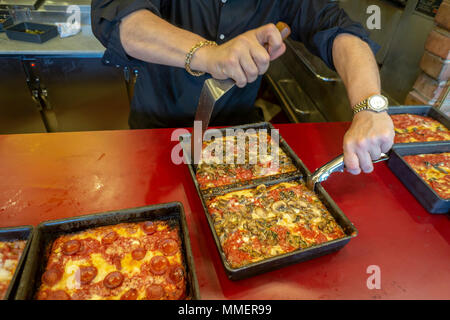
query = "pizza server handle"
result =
(306, 152, 390, 190)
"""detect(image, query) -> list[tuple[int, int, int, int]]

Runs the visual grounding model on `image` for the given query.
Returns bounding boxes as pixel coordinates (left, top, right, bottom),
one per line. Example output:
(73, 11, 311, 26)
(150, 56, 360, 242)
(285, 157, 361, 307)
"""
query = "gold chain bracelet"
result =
(185, 40, 217, 77)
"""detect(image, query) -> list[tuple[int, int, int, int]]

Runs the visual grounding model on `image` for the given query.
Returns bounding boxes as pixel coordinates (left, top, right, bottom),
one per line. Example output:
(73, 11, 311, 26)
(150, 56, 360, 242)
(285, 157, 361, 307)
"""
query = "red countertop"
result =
(0, 123, 448, 300)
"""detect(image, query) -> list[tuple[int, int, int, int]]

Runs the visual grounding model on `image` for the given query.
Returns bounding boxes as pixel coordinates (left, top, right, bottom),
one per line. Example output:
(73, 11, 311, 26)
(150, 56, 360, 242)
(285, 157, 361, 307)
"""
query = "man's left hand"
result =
(343, 111, 394, 175)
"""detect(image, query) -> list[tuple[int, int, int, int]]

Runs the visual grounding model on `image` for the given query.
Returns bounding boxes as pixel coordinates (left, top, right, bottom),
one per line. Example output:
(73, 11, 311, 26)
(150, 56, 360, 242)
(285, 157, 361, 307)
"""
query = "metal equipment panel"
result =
(34, 57, 130, 132)
(0, 57, 46, 134)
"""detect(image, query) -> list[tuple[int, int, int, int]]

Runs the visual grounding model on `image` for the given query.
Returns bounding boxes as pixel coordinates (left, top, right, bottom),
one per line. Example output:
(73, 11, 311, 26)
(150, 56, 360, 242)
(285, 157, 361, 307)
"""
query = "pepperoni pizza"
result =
(36, 221, 187, 300)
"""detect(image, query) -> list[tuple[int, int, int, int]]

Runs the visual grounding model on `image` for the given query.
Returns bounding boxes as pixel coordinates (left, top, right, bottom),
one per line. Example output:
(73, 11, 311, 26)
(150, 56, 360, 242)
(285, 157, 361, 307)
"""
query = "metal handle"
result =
(307, 152, 390, 189)
(286, 41, 340, 83)
(277, 79, 313, 115)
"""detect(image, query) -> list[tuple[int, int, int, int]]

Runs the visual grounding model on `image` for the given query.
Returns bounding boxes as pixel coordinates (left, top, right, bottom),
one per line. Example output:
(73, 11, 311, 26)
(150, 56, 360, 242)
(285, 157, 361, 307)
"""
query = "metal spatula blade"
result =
(190, 78, 234, 165)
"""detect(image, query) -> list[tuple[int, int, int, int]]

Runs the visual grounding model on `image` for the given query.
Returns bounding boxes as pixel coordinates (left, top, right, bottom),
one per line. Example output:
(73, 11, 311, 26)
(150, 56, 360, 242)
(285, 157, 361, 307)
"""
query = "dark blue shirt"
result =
(91, 0, 379, 128)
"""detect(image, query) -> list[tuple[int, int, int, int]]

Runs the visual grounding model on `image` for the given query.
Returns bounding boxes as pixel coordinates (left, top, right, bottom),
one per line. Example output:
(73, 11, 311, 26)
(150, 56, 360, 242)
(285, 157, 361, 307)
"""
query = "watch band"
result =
(352, 98, 370, 114)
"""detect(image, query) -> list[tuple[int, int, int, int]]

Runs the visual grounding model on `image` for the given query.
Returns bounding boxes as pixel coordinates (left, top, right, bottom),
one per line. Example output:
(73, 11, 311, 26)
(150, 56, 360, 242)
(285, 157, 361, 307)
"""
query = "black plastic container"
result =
(15, 202, 200, 300)
(0, 225, 34, 300)
(388, 142, 450, 214)
(0, 12, 13, 32)
(388, 105, 450, 144)
(5, 22, 58, 43)
(180, 122, 358, 280)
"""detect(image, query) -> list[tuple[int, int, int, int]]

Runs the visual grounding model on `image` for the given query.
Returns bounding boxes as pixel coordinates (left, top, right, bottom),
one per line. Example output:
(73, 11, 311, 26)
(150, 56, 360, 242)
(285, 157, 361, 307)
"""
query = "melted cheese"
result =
(0, 268, 12, 282)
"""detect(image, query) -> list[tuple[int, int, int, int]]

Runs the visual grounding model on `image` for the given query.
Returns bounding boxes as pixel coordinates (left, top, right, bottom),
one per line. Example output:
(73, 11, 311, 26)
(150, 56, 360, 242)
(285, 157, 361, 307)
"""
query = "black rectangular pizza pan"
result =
(180, 122, 358, 280)
(15, 202, 200, 300)
(0, 225, 34, 300)
(388, 105, 450, 144)
(388, 142, 450, 214)
(182, 121, 307, 194)
(5, 22, 58, 43)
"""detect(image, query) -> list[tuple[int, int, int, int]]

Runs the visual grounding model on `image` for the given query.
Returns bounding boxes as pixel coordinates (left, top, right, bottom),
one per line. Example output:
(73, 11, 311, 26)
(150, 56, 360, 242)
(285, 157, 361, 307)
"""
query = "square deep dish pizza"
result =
(391, 114, 450, 143)
(36, 221, 187, 300)
(0, 240, 26, 299)
(403, 152, 450, 199)
(196, 131, 298, 190)
(206, 181, 346, 268)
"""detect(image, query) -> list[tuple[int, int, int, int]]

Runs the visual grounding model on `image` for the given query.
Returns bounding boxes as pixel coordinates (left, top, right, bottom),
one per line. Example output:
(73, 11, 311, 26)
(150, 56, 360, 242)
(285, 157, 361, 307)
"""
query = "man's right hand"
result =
(192, 24, 286, 88)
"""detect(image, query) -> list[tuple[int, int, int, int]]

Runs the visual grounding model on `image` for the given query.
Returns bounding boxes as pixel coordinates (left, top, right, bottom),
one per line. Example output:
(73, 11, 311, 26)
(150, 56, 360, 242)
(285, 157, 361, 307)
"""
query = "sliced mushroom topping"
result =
(255, 184, 267, 195)
(318, 221, 327, 231)
(244, 220, 260, 235)
(287, 201, 298, 208)
(254, 207, 267, 218)
(272, 200, 287, 212)
(297, 200, 308, 208)
(214, 217, 224, 227)
(311, 207, 322, 217)
(223, 215, 239, 230)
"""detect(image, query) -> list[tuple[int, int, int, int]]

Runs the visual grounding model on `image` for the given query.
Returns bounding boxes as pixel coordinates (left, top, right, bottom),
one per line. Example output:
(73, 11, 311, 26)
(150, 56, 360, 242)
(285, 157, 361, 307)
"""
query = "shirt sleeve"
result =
(91, 0, 162, 67)
(280, 0, 380, 70)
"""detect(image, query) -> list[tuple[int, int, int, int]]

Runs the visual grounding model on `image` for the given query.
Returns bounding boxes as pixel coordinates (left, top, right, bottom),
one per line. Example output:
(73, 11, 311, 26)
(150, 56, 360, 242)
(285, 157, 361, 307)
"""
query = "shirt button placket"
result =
(218, 0, 227, 43)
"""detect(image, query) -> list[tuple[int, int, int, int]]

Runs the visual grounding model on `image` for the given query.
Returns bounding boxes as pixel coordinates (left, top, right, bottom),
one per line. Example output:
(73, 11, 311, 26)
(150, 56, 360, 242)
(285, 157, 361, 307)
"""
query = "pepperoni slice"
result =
(120, 288, 138, 300)
(36, 290, 49, 300)
(131, 248, 146, 261)
(47, 290, 71, 300)
(77, 241, 87, 255)
(112, 255, 122, 270)
(168, 265, 184, 284)
(167, 288, 185, 300)
(102, 231, 118, 245)
(159, 239, 178, 256)
(149, 255, 169, 275)
(79, 266, 97, 285)
(62, 239, 81, 255)
(142, 221, 156, 235)
(42, 268, 62, 286)
(146, 284, 164, 300)
(103, 271, 124, 289)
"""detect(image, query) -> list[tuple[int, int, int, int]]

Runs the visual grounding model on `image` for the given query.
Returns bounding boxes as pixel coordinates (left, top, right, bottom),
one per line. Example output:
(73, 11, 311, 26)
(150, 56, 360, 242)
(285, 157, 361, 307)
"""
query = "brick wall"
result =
(405, 0, 450, 116)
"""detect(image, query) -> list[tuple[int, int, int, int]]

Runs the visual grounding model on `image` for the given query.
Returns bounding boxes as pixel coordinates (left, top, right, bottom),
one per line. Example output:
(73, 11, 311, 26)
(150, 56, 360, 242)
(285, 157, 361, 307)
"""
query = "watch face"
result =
(368, 95, 388, 111)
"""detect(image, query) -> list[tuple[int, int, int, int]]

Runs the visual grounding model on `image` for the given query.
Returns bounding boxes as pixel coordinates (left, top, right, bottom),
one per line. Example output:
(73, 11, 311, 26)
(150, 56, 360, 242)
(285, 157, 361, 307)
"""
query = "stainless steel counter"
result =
(0, 29, 104, 56)
(0, 0, 103, 57)
(0, 0, 43, 10)
(0, 0, 91, 10)
(44, 0, 91, 6)
(44, 0, 91, 12)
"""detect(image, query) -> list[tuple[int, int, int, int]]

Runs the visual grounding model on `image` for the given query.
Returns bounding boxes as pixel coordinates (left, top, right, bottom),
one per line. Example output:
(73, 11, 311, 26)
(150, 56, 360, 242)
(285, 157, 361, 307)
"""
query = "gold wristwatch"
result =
(352, 94, 389, 115)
